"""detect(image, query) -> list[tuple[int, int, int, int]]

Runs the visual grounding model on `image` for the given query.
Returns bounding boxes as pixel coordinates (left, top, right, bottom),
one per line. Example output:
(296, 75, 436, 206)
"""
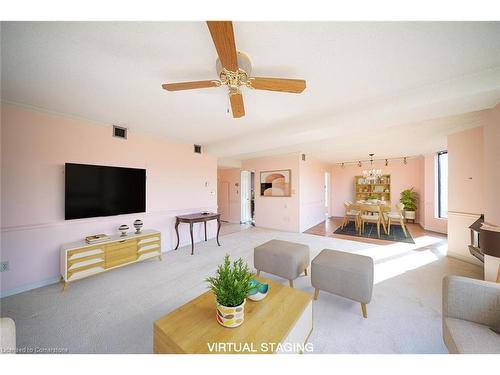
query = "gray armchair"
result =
(442, 276, 500, 353)
(0, 318, 16, 354)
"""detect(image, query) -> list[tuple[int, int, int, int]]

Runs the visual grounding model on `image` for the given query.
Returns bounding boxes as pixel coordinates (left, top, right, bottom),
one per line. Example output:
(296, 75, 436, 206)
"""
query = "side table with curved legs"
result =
(174, 213, 221, 255)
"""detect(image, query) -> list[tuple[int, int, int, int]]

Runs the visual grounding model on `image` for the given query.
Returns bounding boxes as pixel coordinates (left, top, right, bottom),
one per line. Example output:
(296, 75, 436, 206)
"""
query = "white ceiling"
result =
(2, 21, 500, 163)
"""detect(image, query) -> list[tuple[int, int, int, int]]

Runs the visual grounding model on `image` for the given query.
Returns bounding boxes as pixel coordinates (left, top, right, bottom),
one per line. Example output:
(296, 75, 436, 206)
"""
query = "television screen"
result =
(65, 163, 146, 220)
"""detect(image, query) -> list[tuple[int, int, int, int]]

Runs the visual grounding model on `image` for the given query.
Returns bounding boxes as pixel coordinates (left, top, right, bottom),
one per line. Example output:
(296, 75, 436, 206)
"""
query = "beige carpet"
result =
(0, 226, 482, 353)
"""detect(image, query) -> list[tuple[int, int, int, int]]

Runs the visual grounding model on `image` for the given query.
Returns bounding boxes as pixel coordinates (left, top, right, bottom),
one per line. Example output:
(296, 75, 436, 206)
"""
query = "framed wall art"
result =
(260, 169, 291, 197)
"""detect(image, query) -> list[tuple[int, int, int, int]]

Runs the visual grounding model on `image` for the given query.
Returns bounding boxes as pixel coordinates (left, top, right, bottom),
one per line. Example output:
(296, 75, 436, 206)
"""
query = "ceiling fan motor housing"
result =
(216, 51, 252, 77)
(216, 51, 253, 93)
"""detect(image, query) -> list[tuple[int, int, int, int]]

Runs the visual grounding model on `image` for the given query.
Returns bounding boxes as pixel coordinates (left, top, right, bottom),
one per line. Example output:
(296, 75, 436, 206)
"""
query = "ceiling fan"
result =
(162, 21, 307, 118)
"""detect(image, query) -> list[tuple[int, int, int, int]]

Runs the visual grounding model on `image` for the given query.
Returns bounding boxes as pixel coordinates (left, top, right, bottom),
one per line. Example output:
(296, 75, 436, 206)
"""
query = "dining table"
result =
(354, 200, 392, 231)
(355, 200, 391, 210)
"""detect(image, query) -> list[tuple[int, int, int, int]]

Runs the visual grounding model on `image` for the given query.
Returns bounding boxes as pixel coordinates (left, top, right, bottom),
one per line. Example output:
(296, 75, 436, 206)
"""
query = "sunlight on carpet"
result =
(374, 249, 440, 284)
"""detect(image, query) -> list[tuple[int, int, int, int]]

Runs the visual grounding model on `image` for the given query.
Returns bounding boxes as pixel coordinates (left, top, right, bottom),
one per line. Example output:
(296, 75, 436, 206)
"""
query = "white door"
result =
(240, 171, 252, 223)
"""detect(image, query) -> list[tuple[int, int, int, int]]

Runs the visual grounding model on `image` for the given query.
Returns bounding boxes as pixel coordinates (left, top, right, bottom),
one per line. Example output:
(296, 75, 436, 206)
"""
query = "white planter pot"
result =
(404, 211, 416, 220)
(216, 300, 246, 328)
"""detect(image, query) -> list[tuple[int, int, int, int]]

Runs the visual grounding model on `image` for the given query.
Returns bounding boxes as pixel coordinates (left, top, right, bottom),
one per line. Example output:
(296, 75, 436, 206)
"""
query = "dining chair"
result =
(384, 202, 408, 237)
(359, 204, 387, 238)
(341, 202, 360, 230)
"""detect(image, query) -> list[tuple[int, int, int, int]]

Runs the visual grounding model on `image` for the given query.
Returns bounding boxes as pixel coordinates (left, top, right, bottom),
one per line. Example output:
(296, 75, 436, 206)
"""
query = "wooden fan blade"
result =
(206, 21, 238, 72)
(229, 92, 245, 118)
(249, 77, 306, 93)
(162, 80, 220, 91)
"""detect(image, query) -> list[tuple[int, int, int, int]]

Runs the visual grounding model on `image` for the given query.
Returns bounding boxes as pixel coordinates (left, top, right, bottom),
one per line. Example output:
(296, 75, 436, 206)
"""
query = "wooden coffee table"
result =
(153, 277, 313, 354)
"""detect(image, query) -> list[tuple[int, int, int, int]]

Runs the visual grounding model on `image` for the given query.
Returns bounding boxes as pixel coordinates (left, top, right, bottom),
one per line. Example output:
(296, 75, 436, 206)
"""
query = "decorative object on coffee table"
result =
(133, 219, 143, 234)
(247, 279, 269, 301)
(205, 255, 253, 328)
(118, 224, 129, 237)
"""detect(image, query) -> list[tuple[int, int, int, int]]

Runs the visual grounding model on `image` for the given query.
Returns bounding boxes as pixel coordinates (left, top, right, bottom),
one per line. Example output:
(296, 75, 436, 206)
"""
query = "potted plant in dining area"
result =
(400, 188, 418, 223)
(206, 255, 253, 328)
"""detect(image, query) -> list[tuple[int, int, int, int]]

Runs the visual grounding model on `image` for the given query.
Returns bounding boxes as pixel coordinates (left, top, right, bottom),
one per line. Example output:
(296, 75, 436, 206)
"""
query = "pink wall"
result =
(423, 153, 448, 233)
(445, 107, 500, 265)
(299, 157, 332, 232)
(331, 157, 425, 223)
(217, 168, 241, 223)
(446, 125, 485, 263)
(242, 153, 300, 232)
(217, 155, 331, 232)
(448, 126, 484, 215)
(483, 104, 500, 226)
(0, 104, 218, 296)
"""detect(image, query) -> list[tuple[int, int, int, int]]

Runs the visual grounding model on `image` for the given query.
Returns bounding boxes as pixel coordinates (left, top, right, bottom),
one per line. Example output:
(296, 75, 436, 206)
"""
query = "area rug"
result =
(334, 221, 415, 243)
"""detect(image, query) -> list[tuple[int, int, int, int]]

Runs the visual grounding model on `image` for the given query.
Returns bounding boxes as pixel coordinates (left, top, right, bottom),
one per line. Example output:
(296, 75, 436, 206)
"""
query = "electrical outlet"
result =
(0, 261, 9, 272)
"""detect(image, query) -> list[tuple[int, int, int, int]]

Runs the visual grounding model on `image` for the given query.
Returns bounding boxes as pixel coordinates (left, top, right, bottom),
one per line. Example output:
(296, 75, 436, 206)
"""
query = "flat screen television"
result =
(65, 163, 146, 220)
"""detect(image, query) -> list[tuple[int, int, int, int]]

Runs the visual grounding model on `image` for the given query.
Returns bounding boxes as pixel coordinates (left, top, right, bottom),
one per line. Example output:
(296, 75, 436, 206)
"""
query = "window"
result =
(437, 151, 448, 218)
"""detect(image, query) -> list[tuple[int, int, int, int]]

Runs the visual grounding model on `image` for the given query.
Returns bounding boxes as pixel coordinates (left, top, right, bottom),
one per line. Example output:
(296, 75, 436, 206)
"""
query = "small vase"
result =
(216, 300, 246, 328)
(118, 224, 129, 237)
(133, 219, 143, 234)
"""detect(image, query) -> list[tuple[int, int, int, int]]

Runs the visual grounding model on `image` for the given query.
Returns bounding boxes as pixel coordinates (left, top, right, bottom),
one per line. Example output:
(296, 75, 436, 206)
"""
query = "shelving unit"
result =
(354, 174, 391, 202)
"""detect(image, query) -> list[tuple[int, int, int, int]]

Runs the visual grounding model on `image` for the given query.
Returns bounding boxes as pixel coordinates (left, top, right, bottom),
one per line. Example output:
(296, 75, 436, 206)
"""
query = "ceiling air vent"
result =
(113, 125, 127, 139)
(194, 144, 202, 154)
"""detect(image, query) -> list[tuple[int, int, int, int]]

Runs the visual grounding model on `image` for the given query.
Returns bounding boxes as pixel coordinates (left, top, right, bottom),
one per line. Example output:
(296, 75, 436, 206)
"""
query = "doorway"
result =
(240, 170, 255, 225)
(217, 180, 230, 222)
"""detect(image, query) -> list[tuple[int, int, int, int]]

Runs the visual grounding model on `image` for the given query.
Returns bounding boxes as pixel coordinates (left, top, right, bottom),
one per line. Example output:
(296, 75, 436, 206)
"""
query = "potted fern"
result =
(206, 255, 253, 328)
(400, 188, 418, 222)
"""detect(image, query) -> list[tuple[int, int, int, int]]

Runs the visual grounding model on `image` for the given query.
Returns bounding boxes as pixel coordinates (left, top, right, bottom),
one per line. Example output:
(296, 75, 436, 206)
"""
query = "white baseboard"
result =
(0, 276, 61, 299)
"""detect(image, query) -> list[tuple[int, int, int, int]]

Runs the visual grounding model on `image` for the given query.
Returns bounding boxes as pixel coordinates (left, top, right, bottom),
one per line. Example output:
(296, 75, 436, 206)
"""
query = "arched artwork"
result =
(260, 169, 291, 197)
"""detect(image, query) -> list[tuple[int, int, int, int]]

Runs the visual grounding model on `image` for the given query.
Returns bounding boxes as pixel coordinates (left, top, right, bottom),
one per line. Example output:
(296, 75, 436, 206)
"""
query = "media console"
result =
(60, 229, 161, 291)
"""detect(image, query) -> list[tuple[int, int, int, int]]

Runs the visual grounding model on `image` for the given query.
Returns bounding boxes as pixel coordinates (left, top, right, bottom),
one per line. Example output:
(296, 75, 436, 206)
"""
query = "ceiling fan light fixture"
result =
(228, 87, 241, 96)
(219, 68, 250, 90)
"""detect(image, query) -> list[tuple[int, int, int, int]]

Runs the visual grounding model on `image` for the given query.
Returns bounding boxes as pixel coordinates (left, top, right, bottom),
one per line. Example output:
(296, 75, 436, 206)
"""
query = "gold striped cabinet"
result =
(60, 229, 161, 291)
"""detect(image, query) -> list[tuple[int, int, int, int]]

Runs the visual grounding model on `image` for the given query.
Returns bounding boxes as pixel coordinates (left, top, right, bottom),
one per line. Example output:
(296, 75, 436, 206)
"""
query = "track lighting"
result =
(338, 155, 413, 168)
